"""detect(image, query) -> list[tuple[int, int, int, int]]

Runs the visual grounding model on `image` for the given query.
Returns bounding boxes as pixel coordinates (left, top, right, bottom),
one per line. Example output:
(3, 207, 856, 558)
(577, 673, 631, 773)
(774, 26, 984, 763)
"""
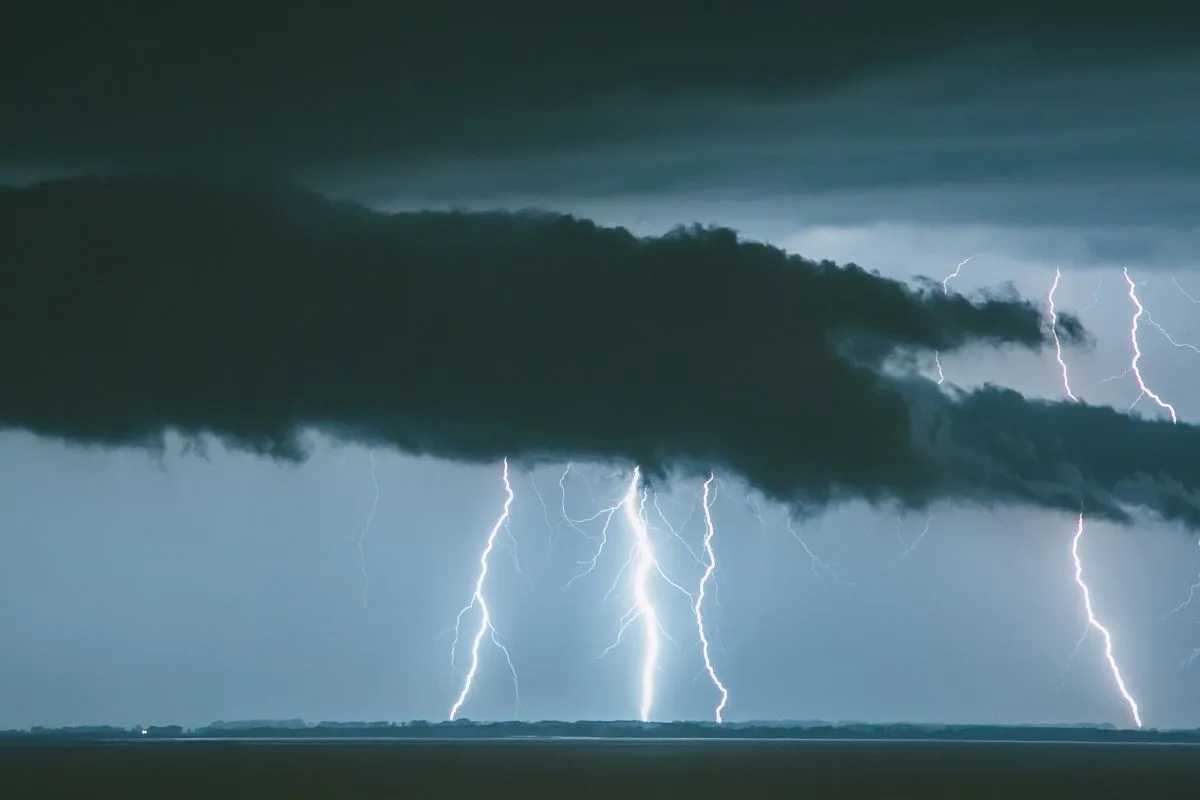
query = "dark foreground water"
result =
(5, 738, 1198, 797)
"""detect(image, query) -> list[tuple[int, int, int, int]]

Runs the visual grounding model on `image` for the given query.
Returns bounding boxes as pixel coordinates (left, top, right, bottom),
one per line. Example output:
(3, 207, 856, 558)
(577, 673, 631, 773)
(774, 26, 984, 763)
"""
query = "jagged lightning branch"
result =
(1174, 277, 1200, 305)
(933, 256, 975, 385)
(1049, 272, 1142, 728)
(448, 458, 521, 721)
(592, 467, 693, 722)
(1048, 267, 1079, 402)
(1070, 510, 1143, 728)
(694, 473, 729, 722)
(1120, 266, 1178, 423)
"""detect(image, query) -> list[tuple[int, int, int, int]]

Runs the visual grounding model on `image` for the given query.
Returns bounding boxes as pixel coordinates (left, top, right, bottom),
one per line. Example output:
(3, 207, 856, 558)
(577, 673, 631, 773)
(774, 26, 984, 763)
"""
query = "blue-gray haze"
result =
(3, 19, 1200, 732)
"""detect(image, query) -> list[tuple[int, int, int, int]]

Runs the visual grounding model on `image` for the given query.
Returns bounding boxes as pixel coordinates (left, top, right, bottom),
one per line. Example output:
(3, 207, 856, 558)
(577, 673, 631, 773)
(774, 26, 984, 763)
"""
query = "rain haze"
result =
(3, 5, 1200, 735)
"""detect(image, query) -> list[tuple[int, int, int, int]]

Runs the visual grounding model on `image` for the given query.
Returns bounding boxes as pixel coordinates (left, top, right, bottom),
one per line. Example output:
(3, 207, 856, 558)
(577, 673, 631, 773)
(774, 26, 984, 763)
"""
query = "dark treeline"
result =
(3, 720, 1198, 744)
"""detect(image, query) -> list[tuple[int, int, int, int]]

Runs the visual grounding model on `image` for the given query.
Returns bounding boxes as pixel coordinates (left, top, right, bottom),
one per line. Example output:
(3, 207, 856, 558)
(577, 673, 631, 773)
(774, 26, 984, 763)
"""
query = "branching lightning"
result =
(592, 467, 694, 722)
(1120, 266, 1178, 423)
(900, 508, 935, 560)
(1048, 267, 1079, 402)
(933, 256, 975, 385)
(1070, 511, 1143, 728)
(448, 458, 522, 721)
(693, 473, 728, 722)
(1049, 272, 1142, 728)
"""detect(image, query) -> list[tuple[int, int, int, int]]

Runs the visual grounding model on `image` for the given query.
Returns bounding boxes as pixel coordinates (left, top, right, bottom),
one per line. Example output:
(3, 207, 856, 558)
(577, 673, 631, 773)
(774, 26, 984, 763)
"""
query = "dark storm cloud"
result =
(2, 4, 1195, 187)
(17, 174, 1200, 535)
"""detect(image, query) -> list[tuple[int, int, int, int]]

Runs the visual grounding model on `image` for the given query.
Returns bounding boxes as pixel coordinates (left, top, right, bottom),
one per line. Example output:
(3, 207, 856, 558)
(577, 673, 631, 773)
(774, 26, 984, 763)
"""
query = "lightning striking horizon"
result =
(1049, 272, 1142, 729)
(590, 467, 695, 722)
(694, 473, 729, 723)
(1070, 510, 1143, 729)
(448, 458, 522, 721)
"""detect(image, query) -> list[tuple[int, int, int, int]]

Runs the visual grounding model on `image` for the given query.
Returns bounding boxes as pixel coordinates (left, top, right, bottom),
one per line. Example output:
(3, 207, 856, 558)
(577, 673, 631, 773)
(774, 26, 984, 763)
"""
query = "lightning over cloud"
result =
(448, 458, 522, 721)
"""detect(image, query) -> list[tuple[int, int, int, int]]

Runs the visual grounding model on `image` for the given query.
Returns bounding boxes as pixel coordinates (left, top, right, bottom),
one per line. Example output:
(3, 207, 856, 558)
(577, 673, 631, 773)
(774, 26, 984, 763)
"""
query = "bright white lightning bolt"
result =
(592, 467, 692, 722)
(694, 473, 728, 723)
(1048, 278, 1142, 728)
(941, 255, 974, 294)
(1070, 511, 1143, 729)
(448, 458, 521, 721)
(1048, 267, 1079, 402)
(1121, 266, 1178, 423)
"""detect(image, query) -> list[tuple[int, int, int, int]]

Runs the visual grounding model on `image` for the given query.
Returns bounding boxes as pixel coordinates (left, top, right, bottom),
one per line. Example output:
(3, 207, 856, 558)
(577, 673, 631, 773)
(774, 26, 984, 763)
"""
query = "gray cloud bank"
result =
(3, 176, 1198, 532)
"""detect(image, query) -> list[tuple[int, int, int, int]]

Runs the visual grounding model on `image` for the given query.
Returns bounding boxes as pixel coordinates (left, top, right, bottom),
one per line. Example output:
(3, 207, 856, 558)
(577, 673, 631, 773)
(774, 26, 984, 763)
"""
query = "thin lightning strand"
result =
(941, 255, 974, 294)
(1080, 274, 1104, 315)
(900, 508, 935, 559)
(1049, 287, 1142, 729)
(933, 256, 975, 385)
(448, 458, 521, 721)
(786, 518, 851, 585)
(1048, 267, 1079, 402)
(694, 473, 728, 722)
(1122, 266, 1178, 423)
(1144, 314, 1200, 356)
(1173, 277, 1200, 305)
(1070, 511, 1143, 728)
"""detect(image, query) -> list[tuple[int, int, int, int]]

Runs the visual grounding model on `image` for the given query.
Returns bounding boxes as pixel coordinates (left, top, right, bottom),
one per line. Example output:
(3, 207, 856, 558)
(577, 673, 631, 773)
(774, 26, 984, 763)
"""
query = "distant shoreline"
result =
(5, 720, 1199, 746)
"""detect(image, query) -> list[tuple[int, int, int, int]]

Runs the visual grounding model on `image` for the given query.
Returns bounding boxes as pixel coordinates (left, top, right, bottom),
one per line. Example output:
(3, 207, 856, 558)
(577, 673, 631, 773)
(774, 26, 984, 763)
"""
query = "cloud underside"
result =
(1, 175, 1196, 531)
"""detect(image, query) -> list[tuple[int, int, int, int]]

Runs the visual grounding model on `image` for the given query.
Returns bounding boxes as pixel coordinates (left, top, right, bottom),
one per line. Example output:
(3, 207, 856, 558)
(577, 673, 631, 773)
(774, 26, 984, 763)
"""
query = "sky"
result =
(3, 6, 1200, 731)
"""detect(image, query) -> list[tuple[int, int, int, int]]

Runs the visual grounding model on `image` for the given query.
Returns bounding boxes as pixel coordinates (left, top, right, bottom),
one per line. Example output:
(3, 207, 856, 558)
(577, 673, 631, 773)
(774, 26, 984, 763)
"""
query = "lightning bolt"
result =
(593, 467, 692, 722)
(900, 507, 935, 559)
(1165, 539, 1200, 671)
(933, 256, 975, 385)
(1048, 267, 1079, 402)
(1070, 510, 1143, 728)
(561, 466, 626, 589)
(1173, 277, 1200, 305)
(694, 473, 729, 722)
(1120, 266, 1178, 423)
(786, 517, 851, 584)
(1079, 274, 1104, 315)
(1048, 272, 1142, 728)
(448, 458, 521, 721)
(941, 255, 974, 294)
